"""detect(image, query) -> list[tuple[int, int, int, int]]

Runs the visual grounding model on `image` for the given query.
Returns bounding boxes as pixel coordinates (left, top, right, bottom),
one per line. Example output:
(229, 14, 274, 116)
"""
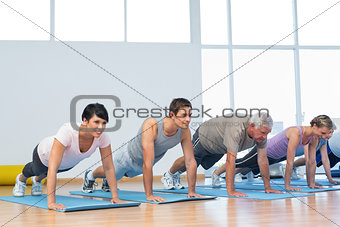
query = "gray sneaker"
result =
(291, 167, 300, 180)
(173, 172, 185, 189)
(13, 174, 26, 197)
(82, 170, 96, 193)
(101, 178, 110, 192)
(161, 171, 175, 190)
(211, 171, 222, 188)
(31, 176, 43, 196)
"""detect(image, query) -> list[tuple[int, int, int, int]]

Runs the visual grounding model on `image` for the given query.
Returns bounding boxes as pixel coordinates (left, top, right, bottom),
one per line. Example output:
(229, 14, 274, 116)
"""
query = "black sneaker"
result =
(82, 170, 95, 193)
(101, 178, 110, 192)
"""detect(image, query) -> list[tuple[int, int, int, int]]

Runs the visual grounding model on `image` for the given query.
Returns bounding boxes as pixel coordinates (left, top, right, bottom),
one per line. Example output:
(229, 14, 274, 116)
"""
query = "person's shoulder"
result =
(286, 126, 300, 136)
(142, 118, 159, 135)
(98, 131, 111, 143)
(228, 115, 250, 124)
(58, 122, 74, 132)
(143, 117, 158, 127)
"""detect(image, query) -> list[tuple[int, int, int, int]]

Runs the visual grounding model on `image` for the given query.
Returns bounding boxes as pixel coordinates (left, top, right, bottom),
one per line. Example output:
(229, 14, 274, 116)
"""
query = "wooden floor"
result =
(1, 176, 340, 227)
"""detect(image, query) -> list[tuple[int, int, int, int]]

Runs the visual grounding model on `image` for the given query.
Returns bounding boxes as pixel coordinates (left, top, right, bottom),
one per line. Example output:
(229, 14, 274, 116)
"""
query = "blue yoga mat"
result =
(270, 178, 340, 186)
(220, 178, 339, 186)
(0, 194, 140, 212)
(69, 190, 216, 204)
(153, 188, 313, 200)
(197, 183, 340, 193)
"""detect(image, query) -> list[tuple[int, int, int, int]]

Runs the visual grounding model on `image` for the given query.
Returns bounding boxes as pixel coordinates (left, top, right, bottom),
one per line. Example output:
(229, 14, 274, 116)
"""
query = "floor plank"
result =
(1, 177, 340, 227)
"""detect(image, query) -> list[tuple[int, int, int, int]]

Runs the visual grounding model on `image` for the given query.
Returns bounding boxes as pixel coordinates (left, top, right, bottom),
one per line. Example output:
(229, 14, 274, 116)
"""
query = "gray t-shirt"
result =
(198, 116, 267, 154)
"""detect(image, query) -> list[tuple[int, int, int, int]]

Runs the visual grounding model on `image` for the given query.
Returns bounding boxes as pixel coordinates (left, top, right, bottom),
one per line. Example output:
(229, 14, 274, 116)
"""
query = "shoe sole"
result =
(212, 185, 222, 188)
(31, 193, 42, 196)
(13, 194, 24, 197)
(174, 186, 185, 190)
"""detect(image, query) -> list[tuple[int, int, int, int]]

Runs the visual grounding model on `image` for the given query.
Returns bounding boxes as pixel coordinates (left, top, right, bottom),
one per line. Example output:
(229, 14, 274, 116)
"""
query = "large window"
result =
(231, 0, 293, 45)
(200, 0, 228, 45)
(201, 50, 230, 121)
(200, 0, 340, 129)
(127, 0, 190, 43)
(0, 0, 50, 40)
(300, 50, 340, 125)
(298, 0, 340, 45)
(55, 0, 124, 41)
(233, 50, 296, 128)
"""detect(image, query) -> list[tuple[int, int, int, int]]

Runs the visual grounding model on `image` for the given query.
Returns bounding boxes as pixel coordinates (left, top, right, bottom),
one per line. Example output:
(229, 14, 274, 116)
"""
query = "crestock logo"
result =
(112, 105, 269, 119)
(70, 95, 122, 132)
(70, 94, 270, 131)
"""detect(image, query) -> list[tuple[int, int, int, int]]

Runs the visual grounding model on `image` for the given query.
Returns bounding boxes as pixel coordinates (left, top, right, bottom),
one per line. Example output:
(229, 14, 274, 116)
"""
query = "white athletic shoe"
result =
(13, 174, 26, 197)
(31, 176, 43, 196)
(246, 172, 255, 182)
(173, 172, 185, 189)
(161, 171, 175, 190)
(280, 164, 286, 178)
(291, 167, 300, 180)
(235, 173, 243, 182)
(211, 171, 222, 188)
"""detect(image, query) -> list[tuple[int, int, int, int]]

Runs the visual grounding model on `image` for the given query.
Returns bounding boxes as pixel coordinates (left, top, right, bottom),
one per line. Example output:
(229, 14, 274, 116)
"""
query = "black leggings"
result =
(235, 146, 285, 175)
(22, 145, 71, 178)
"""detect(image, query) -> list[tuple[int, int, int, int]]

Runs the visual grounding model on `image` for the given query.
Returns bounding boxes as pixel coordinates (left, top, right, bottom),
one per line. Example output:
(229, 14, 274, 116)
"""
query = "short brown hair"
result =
(169, 98, 192, 116)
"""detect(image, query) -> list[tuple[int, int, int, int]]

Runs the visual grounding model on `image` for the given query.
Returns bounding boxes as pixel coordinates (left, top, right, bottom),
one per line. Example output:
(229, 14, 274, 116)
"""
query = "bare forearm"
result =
(321, 159, 332, 181)
(143, 165, 153, 197)
(104, 166, 119, 198)
(259, 160, 271, 189)
(307, 161, 316, 186)
(186, 160, 197, 193)
(46, 171, 57, 205)
(305, 163, 310, 185)
(284, 162, 293, 188)
(226, 161, 235, 192)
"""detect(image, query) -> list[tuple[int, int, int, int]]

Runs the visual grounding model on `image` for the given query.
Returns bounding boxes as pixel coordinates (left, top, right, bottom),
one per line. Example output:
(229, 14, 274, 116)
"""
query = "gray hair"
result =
(249, 112, 273, 129)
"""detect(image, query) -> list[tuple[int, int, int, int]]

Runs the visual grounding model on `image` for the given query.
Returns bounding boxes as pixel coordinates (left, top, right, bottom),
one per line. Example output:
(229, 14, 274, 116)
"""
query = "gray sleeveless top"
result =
(127, 119, 183, 166)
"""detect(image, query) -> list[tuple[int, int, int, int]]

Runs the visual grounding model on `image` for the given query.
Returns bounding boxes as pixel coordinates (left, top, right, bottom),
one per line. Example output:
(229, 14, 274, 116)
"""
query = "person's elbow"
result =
(257, 157, 268, 166)
(103, 163, 114, 172)
(307, 159, 316, 166)
(286, 160, 294, 167)
(143, 161, 153, 170)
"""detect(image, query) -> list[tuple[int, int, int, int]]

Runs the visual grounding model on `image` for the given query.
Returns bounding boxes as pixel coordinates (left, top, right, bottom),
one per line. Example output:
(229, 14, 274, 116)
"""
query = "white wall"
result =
(0, 41, 204, 177)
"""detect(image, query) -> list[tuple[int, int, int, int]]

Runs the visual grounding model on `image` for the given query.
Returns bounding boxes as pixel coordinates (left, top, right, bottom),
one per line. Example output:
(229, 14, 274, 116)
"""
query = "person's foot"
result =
(211, 171, 222, 188)
(13, 174, 26, 197)
(101, 178, 110, 192)
(173, 172, 185, 189)
(31, 176, 43, 196)
(161, 171, 175, 190)
(82, 170, 96, 193)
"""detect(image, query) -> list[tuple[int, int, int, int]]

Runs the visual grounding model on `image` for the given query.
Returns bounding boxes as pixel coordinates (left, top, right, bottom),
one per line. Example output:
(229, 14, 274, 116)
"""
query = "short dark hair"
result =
(82, 103, 109, 122)
(169, 98, 192, 116)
